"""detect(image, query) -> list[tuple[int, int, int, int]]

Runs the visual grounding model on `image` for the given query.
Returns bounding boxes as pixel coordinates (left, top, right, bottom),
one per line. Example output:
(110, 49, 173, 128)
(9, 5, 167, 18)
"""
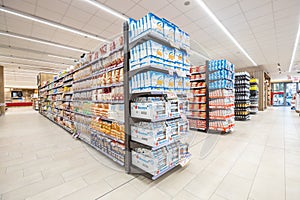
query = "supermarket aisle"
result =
(0, 107, 300, 200)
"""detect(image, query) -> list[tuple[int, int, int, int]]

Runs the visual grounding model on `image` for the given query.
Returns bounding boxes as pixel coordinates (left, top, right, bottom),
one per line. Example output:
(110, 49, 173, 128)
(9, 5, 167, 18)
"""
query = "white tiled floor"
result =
(0, 107, 300, 200)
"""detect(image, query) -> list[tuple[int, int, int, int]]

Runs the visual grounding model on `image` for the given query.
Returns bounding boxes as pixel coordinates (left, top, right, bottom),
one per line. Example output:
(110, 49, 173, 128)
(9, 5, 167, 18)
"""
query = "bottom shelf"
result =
(41, 113, 74, 134)
(79, 135, 125, 166)
(132, 153, 192, 180)
(40, 112, 124, 167)
(189, 127, 206, 132)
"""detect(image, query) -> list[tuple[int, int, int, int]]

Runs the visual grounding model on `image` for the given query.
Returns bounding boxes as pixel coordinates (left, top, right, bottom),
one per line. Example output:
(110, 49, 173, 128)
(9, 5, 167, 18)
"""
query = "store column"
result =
(0, 65, 4, 116)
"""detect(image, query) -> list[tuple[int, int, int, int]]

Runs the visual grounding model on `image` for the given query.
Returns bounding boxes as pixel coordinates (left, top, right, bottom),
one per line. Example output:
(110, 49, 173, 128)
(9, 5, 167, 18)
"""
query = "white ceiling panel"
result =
(60, 16, 87, 30)
(138, 0, 170, 13)
(35, 6, 64, 23)
(239, 0, 272, 12)
(37, 0, 70, 16)
(105, 0, 136, 13)
(64, 5, 94, 24)
(273, 0, 300, 11)
(203, 0, 238, 12)
(156, 4, 182, 21)
(171, 0, 194, 13)
(215, 3, 242, 21)
(125, 4, 148, 19)
(3, 0, 36, 13)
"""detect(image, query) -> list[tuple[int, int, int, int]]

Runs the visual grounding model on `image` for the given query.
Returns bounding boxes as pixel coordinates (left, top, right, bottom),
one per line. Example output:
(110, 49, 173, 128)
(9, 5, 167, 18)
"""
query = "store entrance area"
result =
(272, 82, 300, 107)
(1, 107, 299, 200)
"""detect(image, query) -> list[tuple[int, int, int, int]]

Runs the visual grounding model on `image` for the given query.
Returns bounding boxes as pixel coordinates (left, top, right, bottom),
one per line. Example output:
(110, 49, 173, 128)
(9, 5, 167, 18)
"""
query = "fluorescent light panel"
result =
(0, 31, 89, 53)
(83, 0, 129, 21)
(289, 22, 300, 72)
(0, 6, 109, 43)
(195, 0, 257, 66)
(0, 61, 62, 71)
(0, 55, 70, 66)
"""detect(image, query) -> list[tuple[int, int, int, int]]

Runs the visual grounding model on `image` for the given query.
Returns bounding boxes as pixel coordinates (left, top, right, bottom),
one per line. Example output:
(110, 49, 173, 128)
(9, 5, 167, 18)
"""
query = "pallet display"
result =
(124, 13, 192, 179)
(250, 78, 259, 114)
(188, 65, 209, 131)
(208, 60, 235, 133)
(234, 72, 251, 121)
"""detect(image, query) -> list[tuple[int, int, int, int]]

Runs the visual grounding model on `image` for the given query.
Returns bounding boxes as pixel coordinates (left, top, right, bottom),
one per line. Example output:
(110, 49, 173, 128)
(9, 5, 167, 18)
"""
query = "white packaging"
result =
(147, 13, 164, 35)
(174, 26, 183, 47)
(163, 18, 175, 42)
(129, 18, 137, 40)
(163, 45, 175, 69)
(149, 71, 164, 90)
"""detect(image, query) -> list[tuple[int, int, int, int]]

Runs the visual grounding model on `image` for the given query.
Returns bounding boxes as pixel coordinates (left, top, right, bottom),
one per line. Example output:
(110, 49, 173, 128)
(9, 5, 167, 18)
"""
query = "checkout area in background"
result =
(271, 82, 300, 107)
(4, 88, 38, 110)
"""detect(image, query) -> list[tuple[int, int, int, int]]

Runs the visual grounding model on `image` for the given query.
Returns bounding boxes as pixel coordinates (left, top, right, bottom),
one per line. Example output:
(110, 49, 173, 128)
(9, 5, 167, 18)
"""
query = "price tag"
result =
(168, 69, 174, 75)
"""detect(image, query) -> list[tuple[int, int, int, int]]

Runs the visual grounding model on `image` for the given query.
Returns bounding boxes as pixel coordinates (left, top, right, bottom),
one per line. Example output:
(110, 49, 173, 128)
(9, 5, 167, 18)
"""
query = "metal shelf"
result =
(73, 88, 94, 93)
(93, 63, 124, 77)
(129, 30, 189, 53)
(90, 129, 124, 144)
(92, 82, 124, 90)
(92, 100, 124, 104)
(79, 135, 124, 166)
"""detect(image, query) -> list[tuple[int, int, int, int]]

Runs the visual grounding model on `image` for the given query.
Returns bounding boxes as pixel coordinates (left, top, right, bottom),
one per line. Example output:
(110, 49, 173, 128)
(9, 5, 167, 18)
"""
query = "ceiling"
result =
(1, 0, 300, 88)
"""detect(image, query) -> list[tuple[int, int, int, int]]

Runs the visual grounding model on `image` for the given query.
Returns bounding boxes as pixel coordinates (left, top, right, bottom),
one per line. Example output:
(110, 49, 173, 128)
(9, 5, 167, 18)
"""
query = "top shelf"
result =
(129, 30, 190, 53)
(40, 46, 124, 89)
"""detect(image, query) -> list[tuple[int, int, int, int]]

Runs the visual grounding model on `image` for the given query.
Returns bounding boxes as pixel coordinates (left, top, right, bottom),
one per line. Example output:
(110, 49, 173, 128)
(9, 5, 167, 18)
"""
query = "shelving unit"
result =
(234, 72, 251, 121)
(188, 65, 209, 131)
(250, 78, 259, 114)
(124, 13, 192, 179)
(39, 72, 75, 133)
(208, 60, 235, 133)
(38, 34, 125, 166)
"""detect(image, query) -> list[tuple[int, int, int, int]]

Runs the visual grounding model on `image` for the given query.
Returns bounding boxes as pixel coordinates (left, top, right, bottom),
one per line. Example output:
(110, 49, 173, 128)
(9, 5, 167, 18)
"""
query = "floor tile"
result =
(215, 173, 252, 200)
(2, 175, 64, 200)
(249, 176, 285, 200)
(286, 178, 300, 200)
(230, 159, 258, 180)
(184, 170, 223, 199)
(25, 178, 88, 200)
(59, 179, 112, 200)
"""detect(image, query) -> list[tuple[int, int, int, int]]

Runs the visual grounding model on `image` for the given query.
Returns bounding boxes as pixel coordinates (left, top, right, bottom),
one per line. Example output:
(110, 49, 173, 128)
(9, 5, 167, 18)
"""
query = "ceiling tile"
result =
(71, 0, 99, 15)
(273, 0, 300, 12)
(105, 0, 136, 13)
(60, 16, 86, 30)
(171, 0, 194, 13)
(35, 6, 64, 22)
(3, 0, 36, 14)
(126, 4, 148, 19)
(81, 15, 111, 36)
(64, 5, 94, 23)
(37, 0, 70, 15)
(171, 14, 193, 29)
(239, 0, 272, 12)
(203, 0, 238, 12)
(184, 7, 207, 22)
(215, 3, 242, 21)
(138, 0, 170, 13)
(156, 4, 182, 21)
(243, 2, 272, 21)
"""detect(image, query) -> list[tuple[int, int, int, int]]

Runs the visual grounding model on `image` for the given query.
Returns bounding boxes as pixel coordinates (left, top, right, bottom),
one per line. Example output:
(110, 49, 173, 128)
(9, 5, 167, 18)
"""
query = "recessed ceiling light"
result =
(0, 6, 109, 43)
(0, 31, 89, 53)
(194, 0, 257, 66)
(83, 0, 129, 21)
(289, 23, 300, 72)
